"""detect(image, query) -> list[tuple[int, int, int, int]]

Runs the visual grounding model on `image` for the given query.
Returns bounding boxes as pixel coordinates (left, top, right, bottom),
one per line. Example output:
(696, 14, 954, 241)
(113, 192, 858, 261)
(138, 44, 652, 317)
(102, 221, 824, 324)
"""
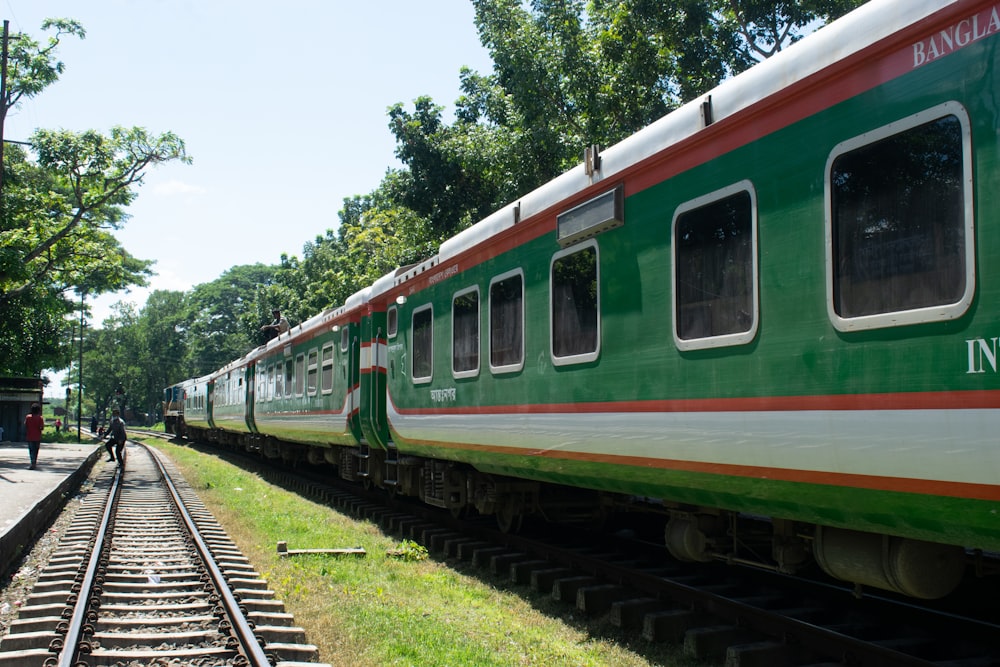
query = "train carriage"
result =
(168, 0, 1000, 600)
(209, 354, 257, 446)
(181, 374, 214, 436)
(375, 0, 1000, 598)
(251, 301, 365, 463)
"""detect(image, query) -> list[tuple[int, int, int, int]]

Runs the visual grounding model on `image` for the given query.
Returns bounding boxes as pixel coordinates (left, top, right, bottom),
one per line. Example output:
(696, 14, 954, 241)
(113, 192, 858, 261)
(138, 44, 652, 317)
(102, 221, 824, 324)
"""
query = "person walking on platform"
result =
(104, 409, 127, 464)
(24, 403, 44, 470)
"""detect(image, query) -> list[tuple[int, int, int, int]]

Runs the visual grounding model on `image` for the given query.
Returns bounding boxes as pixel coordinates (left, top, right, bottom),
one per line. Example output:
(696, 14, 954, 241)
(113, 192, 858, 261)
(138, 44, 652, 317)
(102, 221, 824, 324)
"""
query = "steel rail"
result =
(52, 462, 122, 667)
(144, 443, 273, 667)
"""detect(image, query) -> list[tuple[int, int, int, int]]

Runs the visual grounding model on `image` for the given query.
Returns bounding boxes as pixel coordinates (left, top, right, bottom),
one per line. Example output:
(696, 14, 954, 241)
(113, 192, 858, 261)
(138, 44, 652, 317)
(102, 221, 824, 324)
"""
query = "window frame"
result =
(411, 304, 434, 384)
(387, 306, 398, 339)
(550, 240, 601, 365)
(489, 268, 526, 374)
(306, 348, 319, 396)
(824, 101, 974, 332)
(294, 353, 305, 396)
(340, 326, 350, 352)
(321, 342, 335, 394)
(671, 180, 759, 351)
(452, 286, 481, 379)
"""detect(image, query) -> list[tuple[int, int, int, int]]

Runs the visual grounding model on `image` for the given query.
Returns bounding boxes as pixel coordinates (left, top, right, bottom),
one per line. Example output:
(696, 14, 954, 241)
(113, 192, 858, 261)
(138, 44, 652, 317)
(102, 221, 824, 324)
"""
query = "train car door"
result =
(359, 304, 390, 450)
(244, 363, 257, 433)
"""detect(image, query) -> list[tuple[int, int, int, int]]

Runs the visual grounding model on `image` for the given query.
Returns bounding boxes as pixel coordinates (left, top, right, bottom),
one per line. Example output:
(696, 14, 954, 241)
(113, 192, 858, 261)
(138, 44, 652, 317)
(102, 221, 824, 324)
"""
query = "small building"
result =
(0, 377, 44, 442)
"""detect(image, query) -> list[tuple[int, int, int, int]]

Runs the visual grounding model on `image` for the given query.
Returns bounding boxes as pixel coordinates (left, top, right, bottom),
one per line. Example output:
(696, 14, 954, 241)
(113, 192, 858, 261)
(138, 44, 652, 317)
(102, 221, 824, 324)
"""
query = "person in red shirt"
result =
(24, 402, 44, 470)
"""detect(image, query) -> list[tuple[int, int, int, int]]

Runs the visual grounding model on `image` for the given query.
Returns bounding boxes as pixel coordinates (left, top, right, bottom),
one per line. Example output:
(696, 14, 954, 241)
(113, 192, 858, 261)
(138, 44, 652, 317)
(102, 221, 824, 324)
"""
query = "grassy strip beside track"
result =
(148, 438, 703, 666)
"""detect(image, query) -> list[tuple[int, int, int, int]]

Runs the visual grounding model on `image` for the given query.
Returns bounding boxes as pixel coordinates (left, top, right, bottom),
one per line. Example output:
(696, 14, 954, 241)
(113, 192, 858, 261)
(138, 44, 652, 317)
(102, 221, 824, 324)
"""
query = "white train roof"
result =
(422, 0, 953, 265)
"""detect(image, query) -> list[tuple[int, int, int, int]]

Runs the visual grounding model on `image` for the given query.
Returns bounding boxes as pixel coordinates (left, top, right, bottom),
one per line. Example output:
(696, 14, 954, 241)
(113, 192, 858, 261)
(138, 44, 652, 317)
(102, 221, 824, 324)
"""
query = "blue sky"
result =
(1, 1, 494, 394)
(3, 0, 493, 316)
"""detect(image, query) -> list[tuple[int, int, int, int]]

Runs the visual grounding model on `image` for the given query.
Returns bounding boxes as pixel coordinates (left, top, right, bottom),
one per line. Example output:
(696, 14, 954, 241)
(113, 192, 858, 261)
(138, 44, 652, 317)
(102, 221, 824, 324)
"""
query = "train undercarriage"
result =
(172, 423, 991, 601)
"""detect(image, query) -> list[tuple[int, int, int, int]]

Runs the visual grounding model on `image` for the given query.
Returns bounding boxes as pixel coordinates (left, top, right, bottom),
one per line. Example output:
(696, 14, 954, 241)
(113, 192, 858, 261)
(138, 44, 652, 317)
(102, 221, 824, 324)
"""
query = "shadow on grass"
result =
(156, 437, 703, 667)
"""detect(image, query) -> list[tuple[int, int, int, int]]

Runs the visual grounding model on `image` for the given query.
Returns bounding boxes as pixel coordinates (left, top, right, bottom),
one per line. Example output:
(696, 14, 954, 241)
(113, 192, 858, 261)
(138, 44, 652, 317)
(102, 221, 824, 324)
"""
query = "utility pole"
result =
(0, 20, 9, 209)
(77, 291, 84, 443)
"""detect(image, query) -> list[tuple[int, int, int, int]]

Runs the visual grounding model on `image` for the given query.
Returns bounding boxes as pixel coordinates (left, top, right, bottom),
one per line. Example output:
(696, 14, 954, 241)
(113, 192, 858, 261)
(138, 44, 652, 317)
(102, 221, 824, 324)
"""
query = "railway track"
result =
(0, 441, 329, 667)
(190, 439, 1000, 667)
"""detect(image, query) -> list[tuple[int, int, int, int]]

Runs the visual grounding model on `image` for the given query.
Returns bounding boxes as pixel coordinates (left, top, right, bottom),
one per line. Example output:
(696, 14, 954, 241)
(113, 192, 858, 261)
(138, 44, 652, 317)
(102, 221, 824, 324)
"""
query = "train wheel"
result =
(495, 498, 523, 534)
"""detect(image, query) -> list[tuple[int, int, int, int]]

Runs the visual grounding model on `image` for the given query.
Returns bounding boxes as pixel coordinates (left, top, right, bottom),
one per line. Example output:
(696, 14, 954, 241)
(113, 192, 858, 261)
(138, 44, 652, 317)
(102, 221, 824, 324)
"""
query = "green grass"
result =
(151, 440, 705, 667)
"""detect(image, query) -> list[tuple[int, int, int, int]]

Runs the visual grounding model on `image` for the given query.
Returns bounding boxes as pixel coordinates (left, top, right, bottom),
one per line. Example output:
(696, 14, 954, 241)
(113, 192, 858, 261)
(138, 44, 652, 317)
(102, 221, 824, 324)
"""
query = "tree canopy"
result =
(0, 19, 189, 376)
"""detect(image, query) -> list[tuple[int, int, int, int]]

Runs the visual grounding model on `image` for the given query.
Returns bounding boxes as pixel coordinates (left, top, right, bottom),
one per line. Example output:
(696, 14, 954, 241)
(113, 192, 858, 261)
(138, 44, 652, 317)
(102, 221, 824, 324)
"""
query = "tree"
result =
(80, 303, 143, 420)
(135, 290, 191, 417)
(387, 98, 503, 237)
(719, 0, 867, 65)
(0, 19, 190, 375)
(184, 264, 282, 375)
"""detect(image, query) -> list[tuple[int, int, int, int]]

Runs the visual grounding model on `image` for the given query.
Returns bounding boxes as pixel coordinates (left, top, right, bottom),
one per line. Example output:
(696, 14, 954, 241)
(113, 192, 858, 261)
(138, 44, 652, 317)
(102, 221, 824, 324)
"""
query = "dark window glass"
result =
(285, 360, 294, 397)
(552, 245, 598, 357)
(307, 350, 319, 395)
(387, 307, 398, 337)
(675, 191, 754, 340)
(831, 115, 964, 318)
(295, 355, 305, 395)
(413, 307, 433, 380)
(490, 274, 523, 368)
(453, 291, 479, 373)
(321, 344, 334, 392)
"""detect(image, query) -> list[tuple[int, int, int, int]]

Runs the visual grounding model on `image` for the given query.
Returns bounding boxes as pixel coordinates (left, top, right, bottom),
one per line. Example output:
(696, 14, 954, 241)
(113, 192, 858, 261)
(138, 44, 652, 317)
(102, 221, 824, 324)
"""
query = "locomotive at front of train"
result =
(377, 0, 1000, 600)
(250, 306, 364, 465)
(163, 381, 186, 436)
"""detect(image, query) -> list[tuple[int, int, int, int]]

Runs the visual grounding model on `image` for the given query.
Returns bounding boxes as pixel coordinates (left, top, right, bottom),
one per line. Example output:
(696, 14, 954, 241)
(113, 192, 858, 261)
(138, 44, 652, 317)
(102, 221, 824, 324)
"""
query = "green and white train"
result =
(165, 0, 1000, 600)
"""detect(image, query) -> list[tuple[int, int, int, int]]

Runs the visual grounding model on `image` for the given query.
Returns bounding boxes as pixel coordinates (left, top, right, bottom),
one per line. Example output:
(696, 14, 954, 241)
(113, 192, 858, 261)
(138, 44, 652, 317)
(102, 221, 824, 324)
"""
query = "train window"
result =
(321, 343, 334, 393)
(490, 269, 525, 373)
(285, 359, 294, 397)
(551, 240, 599, 365)
(267, 364, 275, 401)
(412, 305, 433, 384)
(306, 349, 319, 396)
(340, 326, 350, 352)
(387, 306, 398, 338)
(672, 181, 758, 350)
(826, 101, 973, 331)
(295, 354, 305, 396)
(452, 287, 480, 378)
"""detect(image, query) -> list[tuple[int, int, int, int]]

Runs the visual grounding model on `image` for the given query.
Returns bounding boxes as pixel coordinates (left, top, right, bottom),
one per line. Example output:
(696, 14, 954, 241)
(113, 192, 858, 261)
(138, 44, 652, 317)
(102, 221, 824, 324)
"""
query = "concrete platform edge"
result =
(0, 448, 101, 581)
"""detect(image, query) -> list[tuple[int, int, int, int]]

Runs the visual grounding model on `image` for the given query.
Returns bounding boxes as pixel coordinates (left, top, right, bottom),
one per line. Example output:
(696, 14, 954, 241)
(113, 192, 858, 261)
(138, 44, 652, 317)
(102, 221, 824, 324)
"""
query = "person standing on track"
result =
(104, 409, 127, 464)
(24, 402, 44, 470)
